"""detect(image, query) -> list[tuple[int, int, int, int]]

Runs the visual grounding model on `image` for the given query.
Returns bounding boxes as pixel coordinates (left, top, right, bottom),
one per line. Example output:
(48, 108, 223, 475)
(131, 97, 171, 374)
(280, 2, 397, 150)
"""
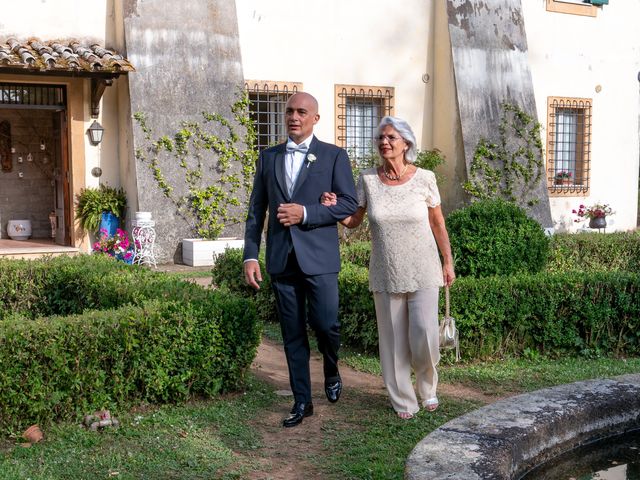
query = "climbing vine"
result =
(134, 90, 257, 240)
(462, 102, 544, 207)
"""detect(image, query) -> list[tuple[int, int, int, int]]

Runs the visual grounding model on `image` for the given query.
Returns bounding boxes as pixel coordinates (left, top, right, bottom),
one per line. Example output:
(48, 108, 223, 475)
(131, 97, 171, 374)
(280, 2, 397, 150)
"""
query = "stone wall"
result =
(123, 0, 246, 263)
(446, 0, 552, 227)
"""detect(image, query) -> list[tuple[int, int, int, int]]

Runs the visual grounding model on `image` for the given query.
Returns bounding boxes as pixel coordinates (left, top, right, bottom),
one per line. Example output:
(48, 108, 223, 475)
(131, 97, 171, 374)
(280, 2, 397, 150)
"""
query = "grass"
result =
(3, 324, 640, 479)
(0, 377, 275, 480)
(437, 356, 640, 396)
(314, 389, 480, 479)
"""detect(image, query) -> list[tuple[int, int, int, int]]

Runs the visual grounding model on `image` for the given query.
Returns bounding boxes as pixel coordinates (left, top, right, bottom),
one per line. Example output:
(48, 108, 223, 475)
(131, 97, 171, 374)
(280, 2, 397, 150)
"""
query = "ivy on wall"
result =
(462, 103, 544, 207)
(134, 90, 257, 240)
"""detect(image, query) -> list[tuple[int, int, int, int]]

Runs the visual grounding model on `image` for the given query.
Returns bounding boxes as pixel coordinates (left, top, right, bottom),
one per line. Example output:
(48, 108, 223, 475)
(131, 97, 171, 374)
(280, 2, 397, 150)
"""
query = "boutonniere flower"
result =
(306, 153, 316, 168)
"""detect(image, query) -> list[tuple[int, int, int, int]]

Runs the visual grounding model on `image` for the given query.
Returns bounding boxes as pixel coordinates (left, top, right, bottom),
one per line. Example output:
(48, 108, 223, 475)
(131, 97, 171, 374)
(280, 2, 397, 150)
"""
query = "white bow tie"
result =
(286, 141, 308, 154)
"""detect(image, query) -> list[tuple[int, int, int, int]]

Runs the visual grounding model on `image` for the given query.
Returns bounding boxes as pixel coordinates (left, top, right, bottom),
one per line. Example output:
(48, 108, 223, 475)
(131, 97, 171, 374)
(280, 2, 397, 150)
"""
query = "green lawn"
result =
(3, 324, 640, 479)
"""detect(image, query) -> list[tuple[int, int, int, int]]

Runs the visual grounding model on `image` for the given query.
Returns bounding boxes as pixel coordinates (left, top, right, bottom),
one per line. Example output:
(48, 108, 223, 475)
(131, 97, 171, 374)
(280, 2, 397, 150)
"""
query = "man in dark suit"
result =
(244, 92, 358, 427)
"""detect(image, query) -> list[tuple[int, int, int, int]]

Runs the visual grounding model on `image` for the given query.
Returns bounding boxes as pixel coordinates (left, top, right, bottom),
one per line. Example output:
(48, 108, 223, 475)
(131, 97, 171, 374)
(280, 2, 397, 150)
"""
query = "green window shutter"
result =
(588, 0, 608, 5)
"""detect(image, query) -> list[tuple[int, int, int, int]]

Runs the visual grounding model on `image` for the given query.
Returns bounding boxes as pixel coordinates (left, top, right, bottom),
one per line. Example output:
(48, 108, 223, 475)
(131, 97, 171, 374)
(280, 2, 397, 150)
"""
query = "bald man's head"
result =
(285, 93, 320, 143)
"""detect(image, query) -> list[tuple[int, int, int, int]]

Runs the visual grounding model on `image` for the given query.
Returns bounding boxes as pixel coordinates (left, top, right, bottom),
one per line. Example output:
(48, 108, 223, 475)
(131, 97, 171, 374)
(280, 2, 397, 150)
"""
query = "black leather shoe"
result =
(282, 402, 313, 428)
(325, 379, 342, 403)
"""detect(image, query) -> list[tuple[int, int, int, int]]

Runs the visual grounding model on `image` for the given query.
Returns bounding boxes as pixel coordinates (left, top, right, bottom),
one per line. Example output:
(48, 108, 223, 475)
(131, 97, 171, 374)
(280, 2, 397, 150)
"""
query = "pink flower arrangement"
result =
(555, 170, 572, 180)
(92, 228, 134, 262)
(572, 203, 614, 222)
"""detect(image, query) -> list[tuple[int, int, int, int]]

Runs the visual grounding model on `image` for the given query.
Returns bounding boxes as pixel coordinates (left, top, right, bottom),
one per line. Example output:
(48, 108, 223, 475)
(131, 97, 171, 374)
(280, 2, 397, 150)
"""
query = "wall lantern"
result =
(87, 120, 105, 146)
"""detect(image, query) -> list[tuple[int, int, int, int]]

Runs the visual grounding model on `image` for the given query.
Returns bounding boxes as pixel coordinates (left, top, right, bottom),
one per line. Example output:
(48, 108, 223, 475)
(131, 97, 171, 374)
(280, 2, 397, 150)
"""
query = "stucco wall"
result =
(236, 0, 433, 149)
(2, 0, 638, 259)
(431, 0, 467, 215)
(0, 0, 107, 42)
(523, 0, 640, 231)
(445, 0, 553, 227)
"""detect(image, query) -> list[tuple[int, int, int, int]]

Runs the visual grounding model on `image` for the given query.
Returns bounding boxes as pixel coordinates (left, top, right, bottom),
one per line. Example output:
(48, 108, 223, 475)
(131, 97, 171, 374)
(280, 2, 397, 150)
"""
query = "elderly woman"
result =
(323, 116, 455, 419)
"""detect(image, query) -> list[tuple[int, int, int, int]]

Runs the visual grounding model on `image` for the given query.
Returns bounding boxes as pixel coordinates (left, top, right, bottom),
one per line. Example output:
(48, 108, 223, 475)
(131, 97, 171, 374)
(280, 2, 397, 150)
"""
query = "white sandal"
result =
(397, 411, 414, 420)
(423, 397, 439, 412)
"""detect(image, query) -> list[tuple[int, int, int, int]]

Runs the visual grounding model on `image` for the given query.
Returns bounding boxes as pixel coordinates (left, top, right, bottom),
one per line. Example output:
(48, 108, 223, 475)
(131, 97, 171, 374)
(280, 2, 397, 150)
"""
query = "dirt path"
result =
(244, 337, 500, 479)
(170, 272, 500, 478)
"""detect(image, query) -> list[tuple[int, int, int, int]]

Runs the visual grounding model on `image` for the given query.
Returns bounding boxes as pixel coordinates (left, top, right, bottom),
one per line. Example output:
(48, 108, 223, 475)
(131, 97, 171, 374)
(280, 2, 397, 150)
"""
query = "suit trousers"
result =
(271, 250, 341, 403)
(373, 288, 440, 415)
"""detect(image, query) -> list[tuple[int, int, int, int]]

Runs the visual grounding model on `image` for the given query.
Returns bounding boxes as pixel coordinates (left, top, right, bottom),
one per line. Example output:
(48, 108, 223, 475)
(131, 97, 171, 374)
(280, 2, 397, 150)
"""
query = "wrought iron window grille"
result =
(245, 81, 301, 152)
(335, 85, 394, 166)
(546, 97, 592, 196)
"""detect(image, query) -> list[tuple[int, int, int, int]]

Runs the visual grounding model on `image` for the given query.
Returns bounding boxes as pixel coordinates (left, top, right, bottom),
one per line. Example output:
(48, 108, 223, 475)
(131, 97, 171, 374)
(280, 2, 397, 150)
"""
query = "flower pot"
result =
(99, 212, 119, 237)
(7, 219, 32, 240)
(554, 179, 572, 186)
(182, 238, 245, 266)
(23, 424, 43, 443)
(589, 217, 607, 229)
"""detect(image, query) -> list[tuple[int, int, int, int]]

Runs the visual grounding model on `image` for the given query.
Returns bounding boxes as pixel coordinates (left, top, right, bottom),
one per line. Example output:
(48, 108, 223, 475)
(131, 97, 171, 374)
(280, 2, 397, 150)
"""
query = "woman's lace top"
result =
(357, 167, 444, 293)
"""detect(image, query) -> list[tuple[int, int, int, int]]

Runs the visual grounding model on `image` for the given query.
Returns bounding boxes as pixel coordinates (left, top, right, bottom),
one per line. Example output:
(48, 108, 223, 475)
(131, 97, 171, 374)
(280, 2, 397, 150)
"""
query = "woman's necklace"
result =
(383, 163, 408, 181)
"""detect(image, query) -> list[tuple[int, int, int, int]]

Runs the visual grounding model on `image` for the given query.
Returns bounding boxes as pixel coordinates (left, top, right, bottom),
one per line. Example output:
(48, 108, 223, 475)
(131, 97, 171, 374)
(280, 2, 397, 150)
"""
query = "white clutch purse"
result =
(439, 286, 460, 361)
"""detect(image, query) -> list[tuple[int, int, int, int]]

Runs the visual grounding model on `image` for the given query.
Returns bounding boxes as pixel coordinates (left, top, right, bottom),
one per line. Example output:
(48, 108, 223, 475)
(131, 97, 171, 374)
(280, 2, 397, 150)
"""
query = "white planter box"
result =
(182, 237, 244, 267)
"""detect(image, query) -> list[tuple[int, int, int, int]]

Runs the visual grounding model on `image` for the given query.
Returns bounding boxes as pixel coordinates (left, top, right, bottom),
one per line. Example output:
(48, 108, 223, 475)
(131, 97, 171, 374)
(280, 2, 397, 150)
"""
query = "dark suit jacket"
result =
(243, 137, 358, 275)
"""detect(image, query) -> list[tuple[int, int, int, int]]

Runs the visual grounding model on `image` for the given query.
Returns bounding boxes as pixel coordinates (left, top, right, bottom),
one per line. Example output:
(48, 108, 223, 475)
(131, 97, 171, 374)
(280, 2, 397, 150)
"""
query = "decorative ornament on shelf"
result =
(49, 211, 57, 238)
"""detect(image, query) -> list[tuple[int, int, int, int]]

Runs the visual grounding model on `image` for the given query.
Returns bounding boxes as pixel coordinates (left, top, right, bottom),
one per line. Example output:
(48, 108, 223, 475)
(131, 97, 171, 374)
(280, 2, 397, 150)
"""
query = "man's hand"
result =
(277, 203, 304, 227)
(244, 260, 262, 290)
(321, 192, 337, 206)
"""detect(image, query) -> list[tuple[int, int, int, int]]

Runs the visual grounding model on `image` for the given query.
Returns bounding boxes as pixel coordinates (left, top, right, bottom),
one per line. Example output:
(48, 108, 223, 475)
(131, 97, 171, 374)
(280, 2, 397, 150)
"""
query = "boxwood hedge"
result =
(0, 255, 260, 435)
(339, 231, 640, 276)
(214, 243, 640, 359)
(337, 267, 640, 358)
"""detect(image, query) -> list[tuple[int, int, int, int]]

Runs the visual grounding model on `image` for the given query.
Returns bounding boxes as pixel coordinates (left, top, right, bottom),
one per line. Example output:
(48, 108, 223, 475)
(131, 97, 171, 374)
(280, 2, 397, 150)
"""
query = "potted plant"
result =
(554, 170, 573, 185)
(76, 184, 127, 236)
(572, 202, 614, 229)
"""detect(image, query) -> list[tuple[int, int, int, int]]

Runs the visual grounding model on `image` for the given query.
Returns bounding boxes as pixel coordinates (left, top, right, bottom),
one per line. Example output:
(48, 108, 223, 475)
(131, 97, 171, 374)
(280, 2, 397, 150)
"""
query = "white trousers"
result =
(373, 288, 440, 415)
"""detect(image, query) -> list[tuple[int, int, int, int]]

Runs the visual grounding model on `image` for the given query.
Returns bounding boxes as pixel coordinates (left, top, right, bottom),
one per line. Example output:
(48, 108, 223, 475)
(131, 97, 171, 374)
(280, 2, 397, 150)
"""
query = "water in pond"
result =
(522, 430, 640, 480)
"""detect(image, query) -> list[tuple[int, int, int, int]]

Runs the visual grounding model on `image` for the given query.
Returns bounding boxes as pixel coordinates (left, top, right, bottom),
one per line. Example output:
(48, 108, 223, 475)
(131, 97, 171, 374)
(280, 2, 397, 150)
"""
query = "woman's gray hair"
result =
(376, 116, 418, 163)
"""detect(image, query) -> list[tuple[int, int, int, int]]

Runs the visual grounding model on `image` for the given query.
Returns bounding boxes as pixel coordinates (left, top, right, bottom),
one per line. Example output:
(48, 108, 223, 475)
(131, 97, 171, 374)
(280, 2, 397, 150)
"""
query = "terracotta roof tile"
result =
(0, 38, 134, 74)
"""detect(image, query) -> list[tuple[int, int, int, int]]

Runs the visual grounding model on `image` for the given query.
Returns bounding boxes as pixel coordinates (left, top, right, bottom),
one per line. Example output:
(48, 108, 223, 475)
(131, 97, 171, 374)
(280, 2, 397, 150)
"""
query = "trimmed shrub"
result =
(546, 231, 640, 273)
(338, 263, 377, 352)
(336, 267, 640, 358)
(211, 247, 258, 297)
(450, 272, 640, 358)
(0, 255, 260, 435)
(447, 199, 549, 277)
(0, 255, 186, 320)
(211, 248, 277, 323)
(340, 241, 371, 268)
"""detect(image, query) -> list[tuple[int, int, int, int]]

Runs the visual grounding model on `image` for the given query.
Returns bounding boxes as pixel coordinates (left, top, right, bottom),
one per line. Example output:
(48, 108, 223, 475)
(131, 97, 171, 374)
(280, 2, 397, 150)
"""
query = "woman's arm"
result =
(320, 192, 366, 228)
(428, 205, 456, 287)
(341, 207, 366, 228)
